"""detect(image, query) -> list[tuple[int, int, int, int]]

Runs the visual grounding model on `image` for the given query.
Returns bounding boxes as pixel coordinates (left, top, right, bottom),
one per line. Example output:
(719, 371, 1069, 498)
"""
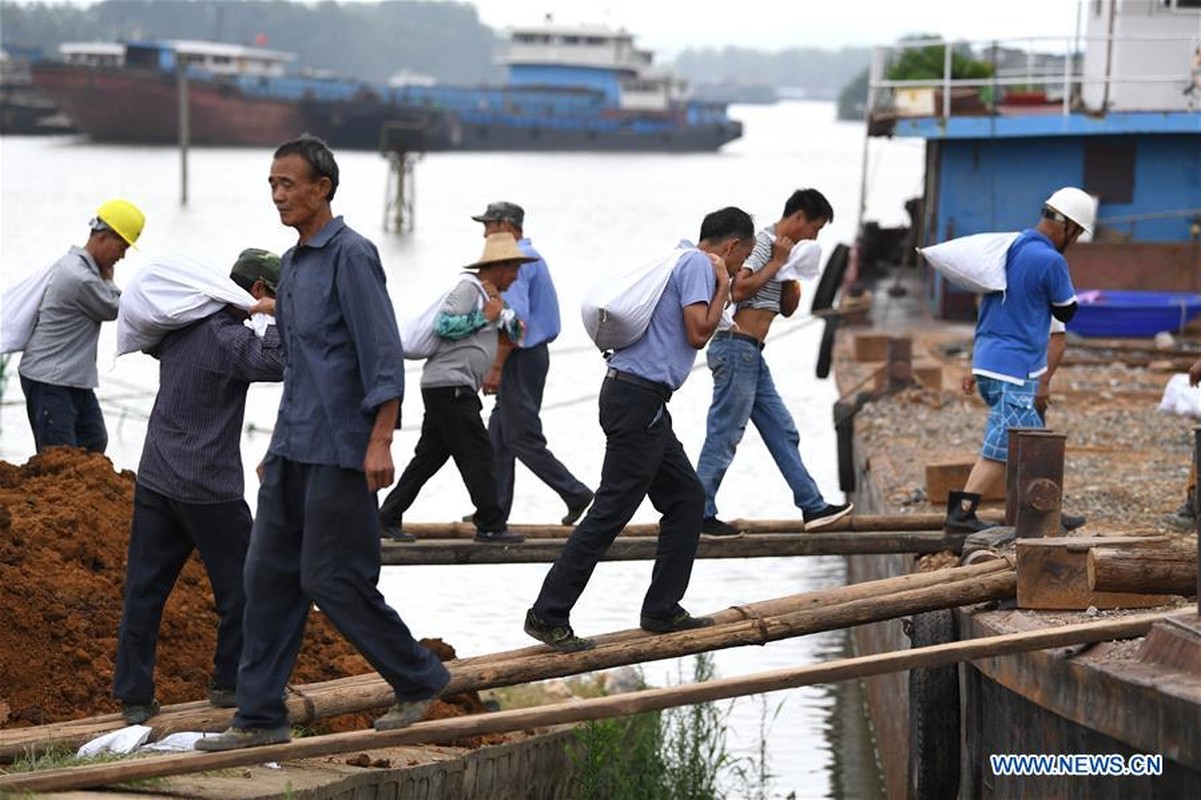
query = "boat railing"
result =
(1093, 208, 1201, 241)
(866, 32, 1201, 121)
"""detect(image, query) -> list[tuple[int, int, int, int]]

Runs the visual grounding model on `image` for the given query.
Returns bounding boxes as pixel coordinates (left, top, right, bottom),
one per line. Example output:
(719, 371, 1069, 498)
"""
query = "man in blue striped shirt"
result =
(114, 248, 285, 726)
(197, 136, 449, 752)
(472, 202, 593, 525)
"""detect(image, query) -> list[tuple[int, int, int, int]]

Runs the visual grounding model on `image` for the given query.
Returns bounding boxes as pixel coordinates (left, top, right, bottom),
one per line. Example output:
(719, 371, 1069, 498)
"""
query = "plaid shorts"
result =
(977, 375, 1044, 462)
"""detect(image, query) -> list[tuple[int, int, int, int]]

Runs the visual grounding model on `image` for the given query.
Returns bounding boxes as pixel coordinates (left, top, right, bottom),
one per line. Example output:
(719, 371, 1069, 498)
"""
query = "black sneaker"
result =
(561, 491, 595, 526)
(206, 679, 236, 709)
(802, 502, 854, 531)
(381, 525, 416, 543)
(475, 528, 525, 544)
(194, 725, 292, 752)
(523, 609, 594, 652)
(1060, 512, 1087, 532)
(700, 516, 744, 540)
(121, 699, 160, 725)
(640, 611, 716, 634)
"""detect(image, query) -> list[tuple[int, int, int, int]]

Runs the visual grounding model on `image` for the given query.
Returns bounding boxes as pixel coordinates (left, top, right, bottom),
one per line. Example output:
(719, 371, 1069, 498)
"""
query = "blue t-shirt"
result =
(607, 246, 716, 390)
(972, 229, 1076, 384)
(502, 238, 561, 349)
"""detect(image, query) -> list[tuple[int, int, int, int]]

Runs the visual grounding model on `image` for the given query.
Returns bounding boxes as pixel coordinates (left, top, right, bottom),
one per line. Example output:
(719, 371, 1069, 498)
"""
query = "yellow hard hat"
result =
(94, 198, 145, 247)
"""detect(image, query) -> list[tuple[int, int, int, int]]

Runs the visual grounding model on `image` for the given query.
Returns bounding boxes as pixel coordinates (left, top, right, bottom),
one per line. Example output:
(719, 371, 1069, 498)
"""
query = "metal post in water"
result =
(177, 61, 190, 207)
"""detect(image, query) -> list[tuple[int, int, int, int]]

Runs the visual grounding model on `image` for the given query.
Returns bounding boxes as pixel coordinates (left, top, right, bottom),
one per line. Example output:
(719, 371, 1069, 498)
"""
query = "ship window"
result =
(1083, 139, 1135, 203)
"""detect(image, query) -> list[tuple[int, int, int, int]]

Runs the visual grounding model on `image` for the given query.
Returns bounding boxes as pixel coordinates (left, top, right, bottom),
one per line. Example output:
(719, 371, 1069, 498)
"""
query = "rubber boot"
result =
(944, 490, 999, 533)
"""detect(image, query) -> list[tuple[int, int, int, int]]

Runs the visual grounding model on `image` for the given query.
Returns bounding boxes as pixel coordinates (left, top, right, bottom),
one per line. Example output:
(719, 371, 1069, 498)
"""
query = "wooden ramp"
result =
(0, 560, 1014, 762)
(0, 609, 1166, 794)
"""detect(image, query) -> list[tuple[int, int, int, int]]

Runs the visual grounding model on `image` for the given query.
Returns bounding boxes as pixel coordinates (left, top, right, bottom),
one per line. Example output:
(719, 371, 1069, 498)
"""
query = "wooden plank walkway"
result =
(381, 530, 969, 565)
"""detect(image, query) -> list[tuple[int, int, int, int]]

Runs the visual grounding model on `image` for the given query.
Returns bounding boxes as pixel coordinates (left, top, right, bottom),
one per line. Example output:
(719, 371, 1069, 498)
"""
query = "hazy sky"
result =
(465, 0, 1088, 55)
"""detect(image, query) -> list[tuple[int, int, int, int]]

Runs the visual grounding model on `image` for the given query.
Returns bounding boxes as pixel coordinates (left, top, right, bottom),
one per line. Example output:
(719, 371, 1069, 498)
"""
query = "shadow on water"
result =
(820, 628, 887, 800)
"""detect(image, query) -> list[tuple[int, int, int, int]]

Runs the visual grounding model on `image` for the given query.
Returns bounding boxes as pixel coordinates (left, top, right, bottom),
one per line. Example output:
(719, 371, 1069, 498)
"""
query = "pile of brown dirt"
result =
(0, 448, 483, 737)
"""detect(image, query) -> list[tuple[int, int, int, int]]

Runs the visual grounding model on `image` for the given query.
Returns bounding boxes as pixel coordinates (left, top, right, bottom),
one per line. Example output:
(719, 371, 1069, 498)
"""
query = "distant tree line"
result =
(2, 0, 878, 109)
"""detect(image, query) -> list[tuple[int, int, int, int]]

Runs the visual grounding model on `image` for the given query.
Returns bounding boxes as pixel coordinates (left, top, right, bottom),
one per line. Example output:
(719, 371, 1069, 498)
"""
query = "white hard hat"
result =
(1044, 187, 1096, 234)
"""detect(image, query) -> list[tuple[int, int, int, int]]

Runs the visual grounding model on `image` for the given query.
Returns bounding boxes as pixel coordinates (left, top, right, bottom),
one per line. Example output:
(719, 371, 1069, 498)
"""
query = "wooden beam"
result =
(0, 612, 1164, 794)
(379, 531, 969, 564)
(398, 512, 979, 540)
(0, 561, 1011, 760)
(1016, 537, 1173, 610)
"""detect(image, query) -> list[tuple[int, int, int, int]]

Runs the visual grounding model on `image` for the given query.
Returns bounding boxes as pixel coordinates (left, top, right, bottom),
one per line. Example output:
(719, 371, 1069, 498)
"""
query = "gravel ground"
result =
(838, 333, 1201, 535)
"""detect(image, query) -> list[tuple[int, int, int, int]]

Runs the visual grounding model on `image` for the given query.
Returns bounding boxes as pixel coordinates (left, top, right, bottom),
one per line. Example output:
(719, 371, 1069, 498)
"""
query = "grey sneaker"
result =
(121, 699, 160, 725)
(524, 609, 594, 652)
(194, 725, 291, 751)
(374, 698, 434, 731)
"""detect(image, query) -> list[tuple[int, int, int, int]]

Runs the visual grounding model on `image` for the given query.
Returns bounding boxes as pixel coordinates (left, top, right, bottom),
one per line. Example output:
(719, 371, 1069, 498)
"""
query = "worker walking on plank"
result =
(694, 188, 852, 539)
(197, 136, 448, 752)
(524, 207, 752, 652)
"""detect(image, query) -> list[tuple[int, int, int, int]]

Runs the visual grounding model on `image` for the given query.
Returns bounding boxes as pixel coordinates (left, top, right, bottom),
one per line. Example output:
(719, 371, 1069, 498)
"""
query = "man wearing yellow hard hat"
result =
(18, 198, 144, 453)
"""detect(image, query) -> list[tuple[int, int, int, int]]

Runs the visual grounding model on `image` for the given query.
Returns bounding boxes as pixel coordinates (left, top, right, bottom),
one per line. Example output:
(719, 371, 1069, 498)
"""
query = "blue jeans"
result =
(695, 335, 824, 518)
(21, 375, 108, 453)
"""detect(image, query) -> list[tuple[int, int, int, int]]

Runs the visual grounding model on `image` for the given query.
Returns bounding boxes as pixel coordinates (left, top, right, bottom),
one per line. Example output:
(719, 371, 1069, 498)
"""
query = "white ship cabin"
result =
(503, 24, 649, 74)
(59, 42, 126, 69)
(58, 40, 293, 78)
(163, 41, 293, 78)
(1080, 0, 1201, 112)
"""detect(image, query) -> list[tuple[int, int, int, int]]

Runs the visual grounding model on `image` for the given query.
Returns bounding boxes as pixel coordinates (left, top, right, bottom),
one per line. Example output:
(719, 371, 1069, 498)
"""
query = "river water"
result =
(0, 100, 924, 797)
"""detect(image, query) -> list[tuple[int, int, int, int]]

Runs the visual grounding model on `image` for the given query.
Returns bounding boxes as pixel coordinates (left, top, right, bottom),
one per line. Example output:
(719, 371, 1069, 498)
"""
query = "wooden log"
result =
(1016, 536, 1173, 610)
(854, 332, 893, 361)
(398, 512, 982, 539)
(0, 561, 1012, 760)
(379, 530, 969, 565)
(1088, 543, 1198, 595)
(0, 611, 1165, 794)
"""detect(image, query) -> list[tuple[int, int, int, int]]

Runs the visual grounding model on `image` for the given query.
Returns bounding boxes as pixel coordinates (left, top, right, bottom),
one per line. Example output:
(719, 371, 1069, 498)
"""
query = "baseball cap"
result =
(470, 201, 525, 228)
(231, 248, 282, 291)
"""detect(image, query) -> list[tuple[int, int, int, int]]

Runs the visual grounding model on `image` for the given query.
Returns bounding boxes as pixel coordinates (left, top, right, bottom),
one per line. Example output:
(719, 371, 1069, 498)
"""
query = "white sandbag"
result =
(400, 272, 487, 360)
(117, 254, 254, 356)
(1158, 373, 1201, 418)
(917, 232, 1020, 294)
(0, 266, 53, 354)
(775, 239, 822, 282)
(581, 246, 693, 351)
(77, 725, 152, 757)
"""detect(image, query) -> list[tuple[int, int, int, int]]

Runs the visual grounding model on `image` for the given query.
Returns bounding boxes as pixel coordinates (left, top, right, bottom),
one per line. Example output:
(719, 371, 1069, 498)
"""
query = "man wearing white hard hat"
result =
(946, 187, 1091, 533)
(18, 199, 145, 453)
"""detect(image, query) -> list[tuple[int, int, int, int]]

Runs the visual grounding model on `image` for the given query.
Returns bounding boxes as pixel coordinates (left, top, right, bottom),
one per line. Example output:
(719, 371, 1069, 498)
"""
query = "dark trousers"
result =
(113, 484, 251, 703)
(488, 343, 590, 517)
(21, 375, 108, 453)
(234, 457, 449, 729)
(380, 386, 505, 532)
(532, 377, 704, 625)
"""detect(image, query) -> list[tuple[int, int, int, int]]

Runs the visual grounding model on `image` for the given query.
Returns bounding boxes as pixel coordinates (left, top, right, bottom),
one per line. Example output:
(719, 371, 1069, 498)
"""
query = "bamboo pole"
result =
(0, 611, 1166, 794)
(380, 530, 969, 564)
(0, 561, 1012, 760)
(398, 512, 992, 539)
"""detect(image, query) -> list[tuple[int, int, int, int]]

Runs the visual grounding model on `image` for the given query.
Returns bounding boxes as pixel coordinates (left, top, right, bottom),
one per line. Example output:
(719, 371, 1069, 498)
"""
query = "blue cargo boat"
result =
(31, 24, 742, 153)
(855, 0, 1200, 325)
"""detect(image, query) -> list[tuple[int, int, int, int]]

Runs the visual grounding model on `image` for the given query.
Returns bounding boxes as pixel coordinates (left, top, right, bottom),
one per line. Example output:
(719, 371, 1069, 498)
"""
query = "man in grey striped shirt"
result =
(695, 189, 852, 538)
(114, 249, 285, 725)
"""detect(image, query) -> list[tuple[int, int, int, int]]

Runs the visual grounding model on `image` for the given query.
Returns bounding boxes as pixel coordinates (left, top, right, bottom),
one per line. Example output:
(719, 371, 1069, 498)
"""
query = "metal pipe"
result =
(177, 62, 189, 207)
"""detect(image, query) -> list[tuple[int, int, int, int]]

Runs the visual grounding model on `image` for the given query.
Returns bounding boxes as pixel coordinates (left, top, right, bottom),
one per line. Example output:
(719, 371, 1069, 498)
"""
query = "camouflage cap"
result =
(230, 248, 282, 291)
(470, 201, 524, 228)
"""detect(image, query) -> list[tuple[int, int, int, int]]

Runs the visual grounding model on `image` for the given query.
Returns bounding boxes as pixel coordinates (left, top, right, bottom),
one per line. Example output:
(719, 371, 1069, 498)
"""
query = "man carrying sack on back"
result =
(378, 232, 530, 544)
(524, 207, 753, 652)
